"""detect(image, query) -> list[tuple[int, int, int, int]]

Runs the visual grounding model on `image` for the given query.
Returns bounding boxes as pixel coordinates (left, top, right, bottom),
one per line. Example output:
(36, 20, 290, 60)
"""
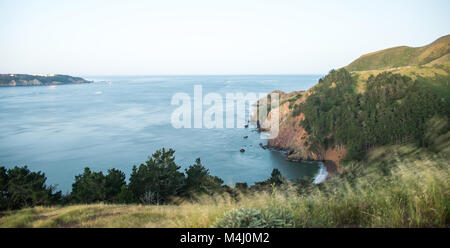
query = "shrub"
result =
(213, 208, 294, 228)
(183, 158, 224, 196)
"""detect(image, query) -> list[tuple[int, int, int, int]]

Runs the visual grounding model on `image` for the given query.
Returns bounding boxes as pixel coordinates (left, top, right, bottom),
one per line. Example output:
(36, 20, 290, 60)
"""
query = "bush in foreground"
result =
(214, 208, 294, 228)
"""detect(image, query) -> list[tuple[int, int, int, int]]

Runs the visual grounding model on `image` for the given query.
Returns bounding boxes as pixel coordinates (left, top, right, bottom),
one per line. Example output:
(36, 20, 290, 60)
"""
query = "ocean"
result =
(0, 75, 324, 192)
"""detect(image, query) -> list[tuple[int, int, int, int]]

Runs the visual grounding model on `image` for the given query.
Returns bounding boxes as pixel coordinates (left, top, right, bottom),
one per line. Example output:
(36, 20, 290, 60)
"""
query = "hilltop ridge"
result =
(345, 35, 450, 72)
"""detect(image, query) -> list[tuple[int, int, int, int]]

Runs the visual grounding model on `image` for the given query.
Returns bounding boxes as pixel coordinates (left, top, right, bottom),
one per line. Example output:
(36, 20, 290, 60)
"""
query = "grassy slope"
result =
(352, 62, 450, 102)
(345, 35, 450, 103)
(345, 35, 450, 71)
(0, 194, 272, 228)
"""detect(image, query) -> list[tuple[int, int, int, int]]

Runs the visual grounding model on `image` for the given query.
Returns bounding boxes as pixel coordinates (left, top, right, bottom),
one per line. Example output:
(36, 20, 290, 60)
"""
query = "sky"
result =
(0, 0, 449, 76)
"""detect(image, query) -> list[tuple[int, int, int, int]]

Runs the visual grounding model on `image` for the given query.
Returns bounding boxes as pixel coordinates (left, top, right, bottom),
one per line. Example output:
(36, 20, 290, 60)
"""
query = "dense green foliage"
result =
(0, 166, 62, 210)
(71, 168, 126, 204)
(252, 169, 286, 189)
(129, 148, 186, 204)
(298, 69, 449, 160)
(415, 73, 450, 103)
(183, 158, 224, 196)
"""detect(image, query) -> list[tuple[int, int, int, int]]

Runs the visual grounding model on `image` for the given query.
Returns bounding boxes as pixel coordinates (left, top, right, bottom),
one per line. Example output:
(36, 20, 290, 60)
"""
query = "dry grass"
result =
(351, 63, 450, 101)
(353, 63, 449, 84)
(345, 34, 450, 72)
(0, 191, 277, 228)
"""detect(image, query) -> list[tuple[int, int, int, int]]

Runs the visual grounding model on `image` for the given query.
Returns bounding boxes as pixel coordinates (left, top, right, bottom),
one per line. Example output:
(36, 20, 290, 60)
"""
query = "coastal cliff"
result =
(0, 74, 92, 87)
(252, 90, 347, 171)
(253, 35, 449, 172)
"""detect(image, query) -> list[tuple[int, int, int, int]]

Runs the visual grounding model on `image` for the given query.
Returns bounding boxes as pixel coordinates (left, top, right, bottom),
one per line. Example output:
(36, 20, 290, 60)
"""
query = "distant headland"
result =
(0, 74, 92, 87)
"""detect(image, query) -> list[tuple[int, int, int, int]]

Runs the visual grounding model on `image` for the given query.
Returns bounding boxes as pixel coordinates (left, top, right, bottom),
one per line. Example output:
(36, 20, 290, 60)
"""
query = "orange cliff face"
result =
(252, 90, 347, 173)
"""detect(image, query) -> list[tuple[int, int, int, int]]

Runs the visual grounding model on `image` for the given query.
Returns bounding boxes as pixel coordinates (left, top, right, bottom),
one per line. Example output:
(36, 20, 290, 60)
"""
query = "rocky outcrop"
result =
(252, 89, 347, 172)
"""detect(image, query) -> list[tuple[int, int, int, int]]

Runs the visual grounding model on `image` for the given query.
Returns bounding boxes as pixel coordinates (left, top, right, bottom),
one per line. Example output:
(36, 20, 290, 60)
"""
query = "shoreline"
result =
(263, 145, 337, 184)
(313, 162, 328, 184)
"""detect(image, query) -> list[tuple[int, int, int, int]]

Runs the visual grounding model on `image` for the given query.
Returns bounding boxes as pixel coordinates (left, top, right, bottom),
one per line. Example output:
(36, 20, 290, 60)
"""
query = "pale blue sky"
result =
(0, 0, 449, 75)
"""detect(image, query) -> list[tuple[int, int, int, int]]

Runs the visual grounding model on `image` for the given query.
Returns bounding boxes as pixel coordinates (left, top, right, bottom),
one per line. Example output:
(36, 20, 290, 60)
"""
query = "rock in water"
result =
(240, 149, 246, 153)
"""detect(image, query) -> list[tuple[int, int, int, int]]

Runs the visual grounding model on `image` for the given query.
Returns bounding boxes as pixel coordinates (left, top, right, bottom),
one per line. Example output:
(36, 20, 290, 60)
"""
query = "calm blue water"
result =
(0, 75, 322, 192)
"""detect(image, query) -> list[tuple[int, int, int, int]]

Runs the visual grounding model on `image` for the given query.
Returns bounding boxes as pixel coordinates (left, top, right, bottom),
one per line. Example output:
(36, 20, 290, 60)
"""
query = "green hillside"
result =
(345, 35, 450, 72)
(343, 35, 450, 103)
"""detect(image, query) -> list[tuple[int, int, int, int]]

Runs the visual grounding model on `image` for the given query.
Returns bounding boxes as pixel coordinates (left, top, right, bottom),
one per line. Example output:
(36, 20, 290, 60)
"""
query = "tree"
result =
(129, 148, 185, 204)
(267, 169, 285, 186)
(253, 169, 286, 189)
(235, 182, 248, 191)
(0, 167, 7, 210)
(105, 169, 126, 203)
(1, 166, 61, 210)
(117, 185, 135, 204)
(71, 167, 106, 203)
(300, 69, 448, 160)
(184, 158, 223, 196)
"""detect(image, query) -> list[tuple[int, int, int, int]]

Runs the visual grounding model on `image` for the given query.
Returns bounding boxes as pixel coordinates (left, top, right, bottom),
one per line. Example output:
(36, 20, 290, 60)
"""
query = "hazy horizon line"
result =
(2, 72, 327, 77)
(82, 73, 326, 77)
